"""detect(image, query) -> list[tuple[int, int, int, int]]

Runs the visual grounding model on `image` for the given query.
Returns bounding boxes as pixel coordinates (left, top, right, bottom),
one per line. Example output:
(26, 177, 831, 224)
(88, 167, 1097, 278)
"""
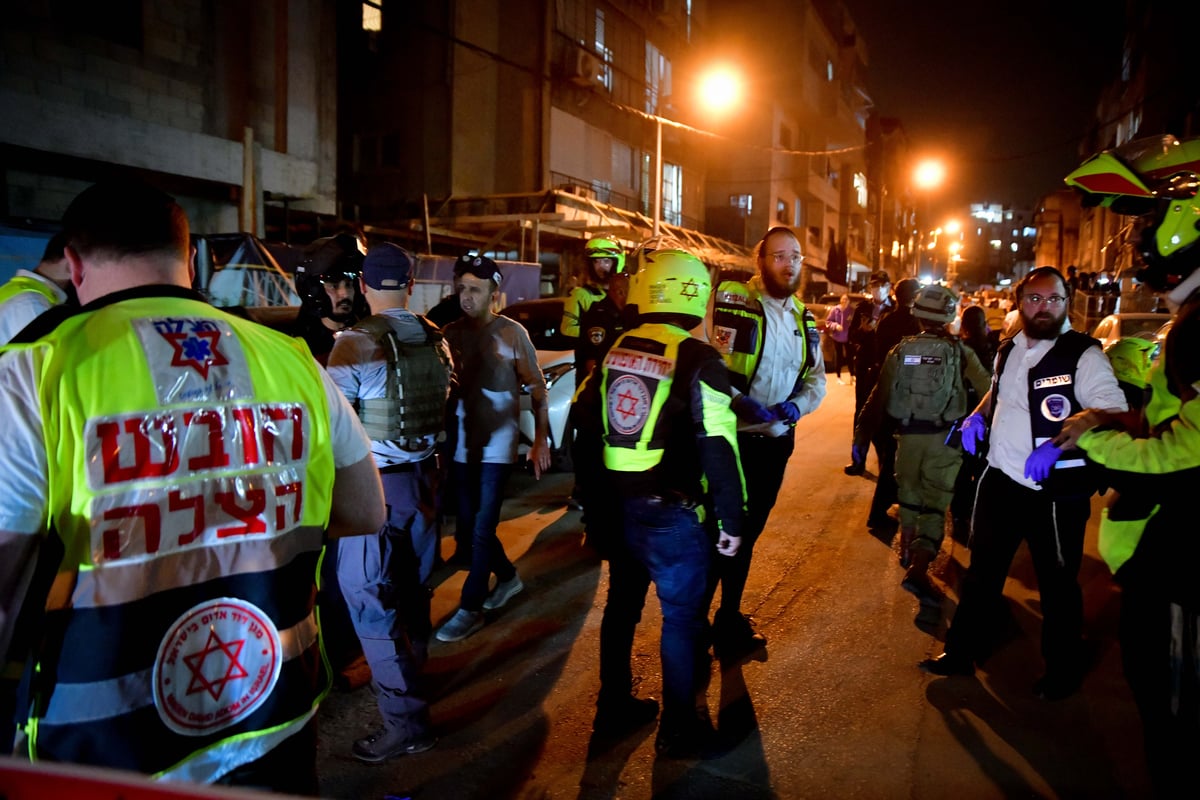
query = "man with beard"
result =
(920, 267, 1127, 701)
(564, 237, 625, 388)
(707, 226, 825, 662)
(290, 233, 370, 365)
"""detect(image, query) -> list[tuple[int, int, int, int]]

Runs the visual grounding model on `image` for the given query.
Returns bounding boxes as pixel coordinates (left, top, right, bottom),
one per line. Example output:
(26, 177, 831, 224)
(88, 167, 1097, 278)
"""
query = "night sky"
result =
(840, 0, 1126, 214)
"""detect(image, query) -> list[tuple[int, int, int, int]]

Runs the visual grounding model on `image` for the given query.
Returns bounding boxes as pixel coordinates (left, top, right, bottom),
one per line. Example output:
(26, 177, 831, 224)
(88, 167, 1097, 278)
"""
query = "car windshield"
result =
(1122, 316, 1167, 339)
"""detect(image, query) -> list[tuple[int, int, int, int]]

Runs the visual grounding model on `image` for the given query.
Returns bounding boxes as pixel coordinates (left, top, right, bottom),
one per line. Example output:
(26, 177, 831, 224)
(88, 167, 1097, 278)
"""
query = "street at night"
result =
(315, 380, 1151, 800)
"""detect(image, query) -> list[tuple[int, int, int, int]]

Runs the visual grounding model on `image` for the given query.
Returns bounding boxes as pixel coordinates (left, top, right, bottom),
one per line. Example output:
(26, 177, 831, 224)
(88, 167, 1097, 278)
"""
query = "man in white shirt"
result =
(0, 232, 73, 344)
(707, 226, 826, 662)
(920, 267, 1127, 701)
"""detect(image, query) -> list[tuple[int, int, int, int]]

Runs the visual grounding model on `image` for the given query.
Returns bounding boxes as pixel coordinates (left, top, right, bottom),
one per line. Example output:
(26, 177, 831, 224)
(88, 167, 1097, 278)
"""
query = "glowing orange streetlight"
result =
(696, 66, 741, 114)
(914, 159, 946, 191)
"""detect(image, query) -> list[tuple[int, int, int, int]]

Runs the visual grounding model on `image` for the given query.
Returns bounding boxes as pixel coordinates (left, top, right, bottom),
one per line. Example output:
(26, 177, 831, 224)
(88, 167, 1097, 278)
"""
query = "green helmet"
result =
(1105, 336, 1157, 389)
(627, 247, 711, 319)
(912, 284, 958, 323)
(585, 237, 626, 274)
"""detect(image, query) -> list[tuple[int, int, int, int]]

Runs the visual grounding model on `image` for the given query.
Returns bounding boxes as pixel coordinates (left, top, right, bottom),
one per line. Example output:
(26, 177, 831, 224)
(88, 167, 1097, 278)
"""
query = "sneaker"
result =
(352, 724, 436, 763)
(482, 574, 524, 610)
(592, 695, 659, 737)
(843, 461, 865, 476)
(435, 608, 484, 642)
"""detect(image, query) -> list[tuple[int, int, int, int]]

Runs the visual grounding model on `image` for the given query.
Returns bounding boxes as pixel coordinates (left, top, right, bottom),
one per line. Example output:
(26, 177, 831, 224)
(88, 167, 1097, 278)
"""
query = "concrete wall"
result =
(0, 0, 336, 230)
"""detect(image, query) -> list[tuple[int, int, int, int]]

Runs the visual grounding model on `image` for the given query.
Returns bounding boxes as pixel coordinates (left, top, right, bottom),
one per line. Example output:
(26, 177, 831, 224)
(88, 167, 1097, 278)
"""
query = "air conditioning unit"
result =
(569, 48, 604, 90)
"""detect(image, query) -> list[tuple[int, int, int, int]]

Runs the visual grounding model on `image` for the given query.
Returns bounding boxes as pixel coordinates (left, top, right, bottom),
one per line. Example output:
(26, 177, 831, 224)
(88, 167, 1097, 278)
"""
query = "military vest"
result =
(885, 332, 966, 427)
(351, 313, 451, 448)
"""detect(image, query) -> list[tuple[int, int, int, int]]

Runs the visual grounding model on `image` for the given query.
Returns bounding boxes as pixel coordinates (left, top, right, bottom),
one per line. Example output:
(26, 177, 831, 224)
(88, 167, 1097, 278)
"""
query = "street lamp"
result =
(911, 157, 946, 275)
(651, 65, 741, 236)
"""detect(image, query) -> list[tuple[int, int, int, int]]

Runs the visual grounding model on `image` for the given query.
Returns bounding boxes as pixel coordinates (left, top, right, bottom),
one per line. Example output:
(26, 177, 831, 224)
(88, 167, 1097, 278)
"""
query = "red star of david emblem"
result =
(679, 279, 699, 299)
(616, 388, 640, 420)
(183, 629, 249, 701)
(161, 329, 228, 379)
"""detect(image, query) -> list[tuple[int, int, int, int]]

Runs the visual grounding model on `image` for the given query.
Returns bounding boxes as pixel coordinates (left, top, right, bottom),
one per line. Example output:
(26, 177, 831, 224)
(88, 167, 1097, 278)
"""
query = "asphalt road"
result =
(315, 379, 1153, 800)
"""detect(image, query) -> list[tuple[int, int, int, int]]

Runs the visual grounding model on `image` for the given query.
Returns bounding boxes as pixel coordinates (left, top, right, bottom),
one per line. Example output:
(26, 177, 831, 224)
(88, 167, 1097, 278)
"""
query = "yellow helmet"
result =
(627, 247, 711, 319)
(584, 237, 626, 273)
(1105, 336, 1157, 389)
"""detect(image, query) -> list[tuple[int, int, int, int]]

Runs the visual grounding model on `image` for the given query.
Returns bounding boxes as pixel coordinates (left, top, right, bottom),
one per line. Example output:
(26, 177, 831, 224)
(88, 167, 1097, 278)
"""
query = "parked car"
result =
(500, 297, 576, 471)
(1091, 311, 1171, 351)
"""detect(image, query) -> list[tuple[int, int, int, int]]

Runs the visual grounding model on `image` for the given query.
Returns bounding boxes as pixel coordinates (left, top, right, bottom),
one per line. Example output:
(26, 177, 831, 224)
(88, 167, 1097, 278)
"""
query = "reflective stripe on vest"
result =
(24, 296, 336, 779)
(0, 274, 60, 308)
(601, 324, 683, 472)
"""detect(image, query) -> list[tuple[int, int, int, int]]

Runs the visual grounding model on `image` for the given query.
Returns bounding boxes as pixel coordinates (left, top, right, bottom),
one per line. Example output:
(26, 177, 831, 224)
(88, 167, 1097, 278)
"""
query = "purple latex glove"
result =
(771, 401, 801, 425)
(1024, 441, 1063, 483)
(732, 394, 777, 424)
(851, 442, 868, 465)
(959, 412, 987, 456)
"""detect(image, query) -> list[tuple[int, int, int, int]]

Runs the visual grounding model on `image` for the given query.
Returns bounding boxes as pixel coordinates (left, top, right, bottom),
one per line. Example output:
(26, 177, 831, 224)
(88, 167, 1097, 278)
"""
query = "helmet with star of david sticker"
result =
(627, 246, 712, 322)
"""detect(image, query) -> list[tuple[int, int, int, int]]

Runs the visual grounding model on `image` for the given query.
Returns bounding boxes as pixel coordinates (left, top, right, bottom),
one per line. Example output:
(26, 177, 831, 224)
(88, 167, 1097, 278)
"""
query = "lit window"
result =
(362, 1, 381, 31)
(827, 60, 834, 81)
(645, 42, 672, 114)
(1010, 242, 1018, 253)
(853, 173, 868, 207)
(663, 162, 683, 225)
(990, 239, 1002, 250)
(596, 10, 613, 91)
(776, 199, 787, 223)
(729, 194, 753, 213)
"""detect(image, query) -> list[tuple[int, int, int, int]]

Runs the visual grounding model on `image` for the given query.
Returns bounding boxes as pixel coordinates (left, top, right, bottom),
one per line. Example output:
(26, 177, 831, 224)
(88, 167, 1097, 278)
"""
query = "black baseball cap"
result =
(454, 253, 502, 285)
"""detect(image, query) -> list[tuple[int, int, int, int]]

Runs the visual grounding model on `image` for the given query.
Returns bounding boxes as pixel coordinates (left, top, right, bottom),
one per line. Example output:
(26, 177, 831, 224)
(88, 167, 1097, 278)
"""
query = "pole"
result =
(653, 116, 662, 236)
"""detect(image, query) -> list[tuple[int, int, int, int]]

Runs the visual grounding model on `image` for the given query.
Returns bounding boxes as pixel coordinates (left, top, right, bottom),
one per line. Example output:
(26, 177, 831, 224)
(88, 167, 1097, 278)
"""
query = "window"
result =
(595, 9, 613, 91)
(853, 173, 868, 208)
(663, 162, 682, 226)
(794, 200, 802, 227)
(827, 59, 834, 82)
(645, 42, 672, 114)
(362, 1, 382, 31)
(730, 194, 753, 215)
(776, 199, 787, 223)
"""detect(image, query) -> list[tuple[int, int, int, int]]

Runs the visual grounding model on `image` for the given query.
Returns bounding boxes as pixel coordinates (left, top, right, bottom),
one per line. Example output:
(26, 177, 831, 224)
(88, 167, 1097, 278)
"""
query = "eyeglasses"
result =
(1021, 293, 1067, 307)
(768, 251, 803, 266)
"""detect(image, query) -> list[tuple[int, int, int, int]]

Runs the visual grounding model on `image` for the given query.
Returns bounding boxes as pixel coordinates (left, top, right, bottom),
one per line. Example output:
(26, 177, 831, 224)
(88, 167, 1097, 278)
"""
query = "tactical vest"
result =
(18, 295, 335, 782)
(994, 330, 1099, 498)
(601, 324, 684, 473)
(563, 284, 606, 338)
(885, 332, 966, 427)
(351, 314, 451, 448)
(711, 281, 819, 395)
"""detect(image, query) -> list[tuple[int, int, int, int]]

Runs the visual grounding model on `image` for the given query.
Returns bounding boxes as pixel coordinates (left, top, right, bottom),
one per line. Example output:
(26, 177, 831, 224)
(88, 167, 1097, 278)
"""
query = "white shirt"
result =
(741, 281, 827, 437)
(987, 323, 1128, 489)
(0, 347, 369, 536)
(326, 308, 450, 467)
(0, 270, 68, 344)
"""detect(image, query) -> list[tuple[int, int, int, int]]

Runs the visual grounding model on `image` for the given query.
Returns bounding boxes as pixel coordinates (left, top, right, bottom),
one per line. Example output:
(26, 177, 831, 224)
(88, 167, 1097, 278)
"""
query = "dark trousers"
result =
(868, 423, 899, 523)
(832, 340, 852, 377)
(944, 466, 1089, 675)
(707, 432, 794, 615)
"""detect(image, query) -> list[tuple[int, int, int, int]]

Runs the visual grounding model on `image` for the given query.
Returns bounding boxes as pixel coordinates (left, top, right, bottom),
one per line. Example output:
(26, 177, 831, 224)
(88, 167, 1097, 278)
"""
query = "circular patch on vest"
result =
(588, 326, 606, 345)
(1040, 393, 1072, 422)
(153, 598, 283, 736)
(607, 374, 652, 436)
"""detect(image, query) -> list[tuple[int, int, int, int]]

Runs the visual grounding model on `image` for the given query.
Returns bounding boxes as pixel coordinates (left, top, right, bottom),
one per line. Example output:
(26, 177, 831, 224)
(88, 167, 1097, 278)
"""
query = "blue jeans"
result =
(621, 496, 710, 728)
(455, 461, 515, 612)
(337, 464, 436, 730)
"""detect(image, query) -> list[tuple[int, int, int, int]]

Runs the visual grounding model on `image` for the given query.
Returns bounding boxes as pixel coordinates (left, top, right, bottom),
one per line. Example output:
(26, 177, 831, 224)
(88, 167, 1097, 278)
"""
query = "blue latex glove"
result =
(771, 401, 801, 425)
(1024, 441, 1063, 483)
(959, 412, 987, 456)
(731, 394, 777, 424)
(851, 442, 867, 465)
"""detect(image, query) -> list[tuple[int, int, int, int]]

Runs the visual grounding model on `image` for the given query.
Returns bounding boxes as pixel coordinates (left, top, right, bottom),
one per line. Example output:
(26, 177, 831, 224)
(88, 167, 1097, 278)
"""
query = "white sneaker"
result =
(435, 609, 484, 642)
(483, 574, 524, 610)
